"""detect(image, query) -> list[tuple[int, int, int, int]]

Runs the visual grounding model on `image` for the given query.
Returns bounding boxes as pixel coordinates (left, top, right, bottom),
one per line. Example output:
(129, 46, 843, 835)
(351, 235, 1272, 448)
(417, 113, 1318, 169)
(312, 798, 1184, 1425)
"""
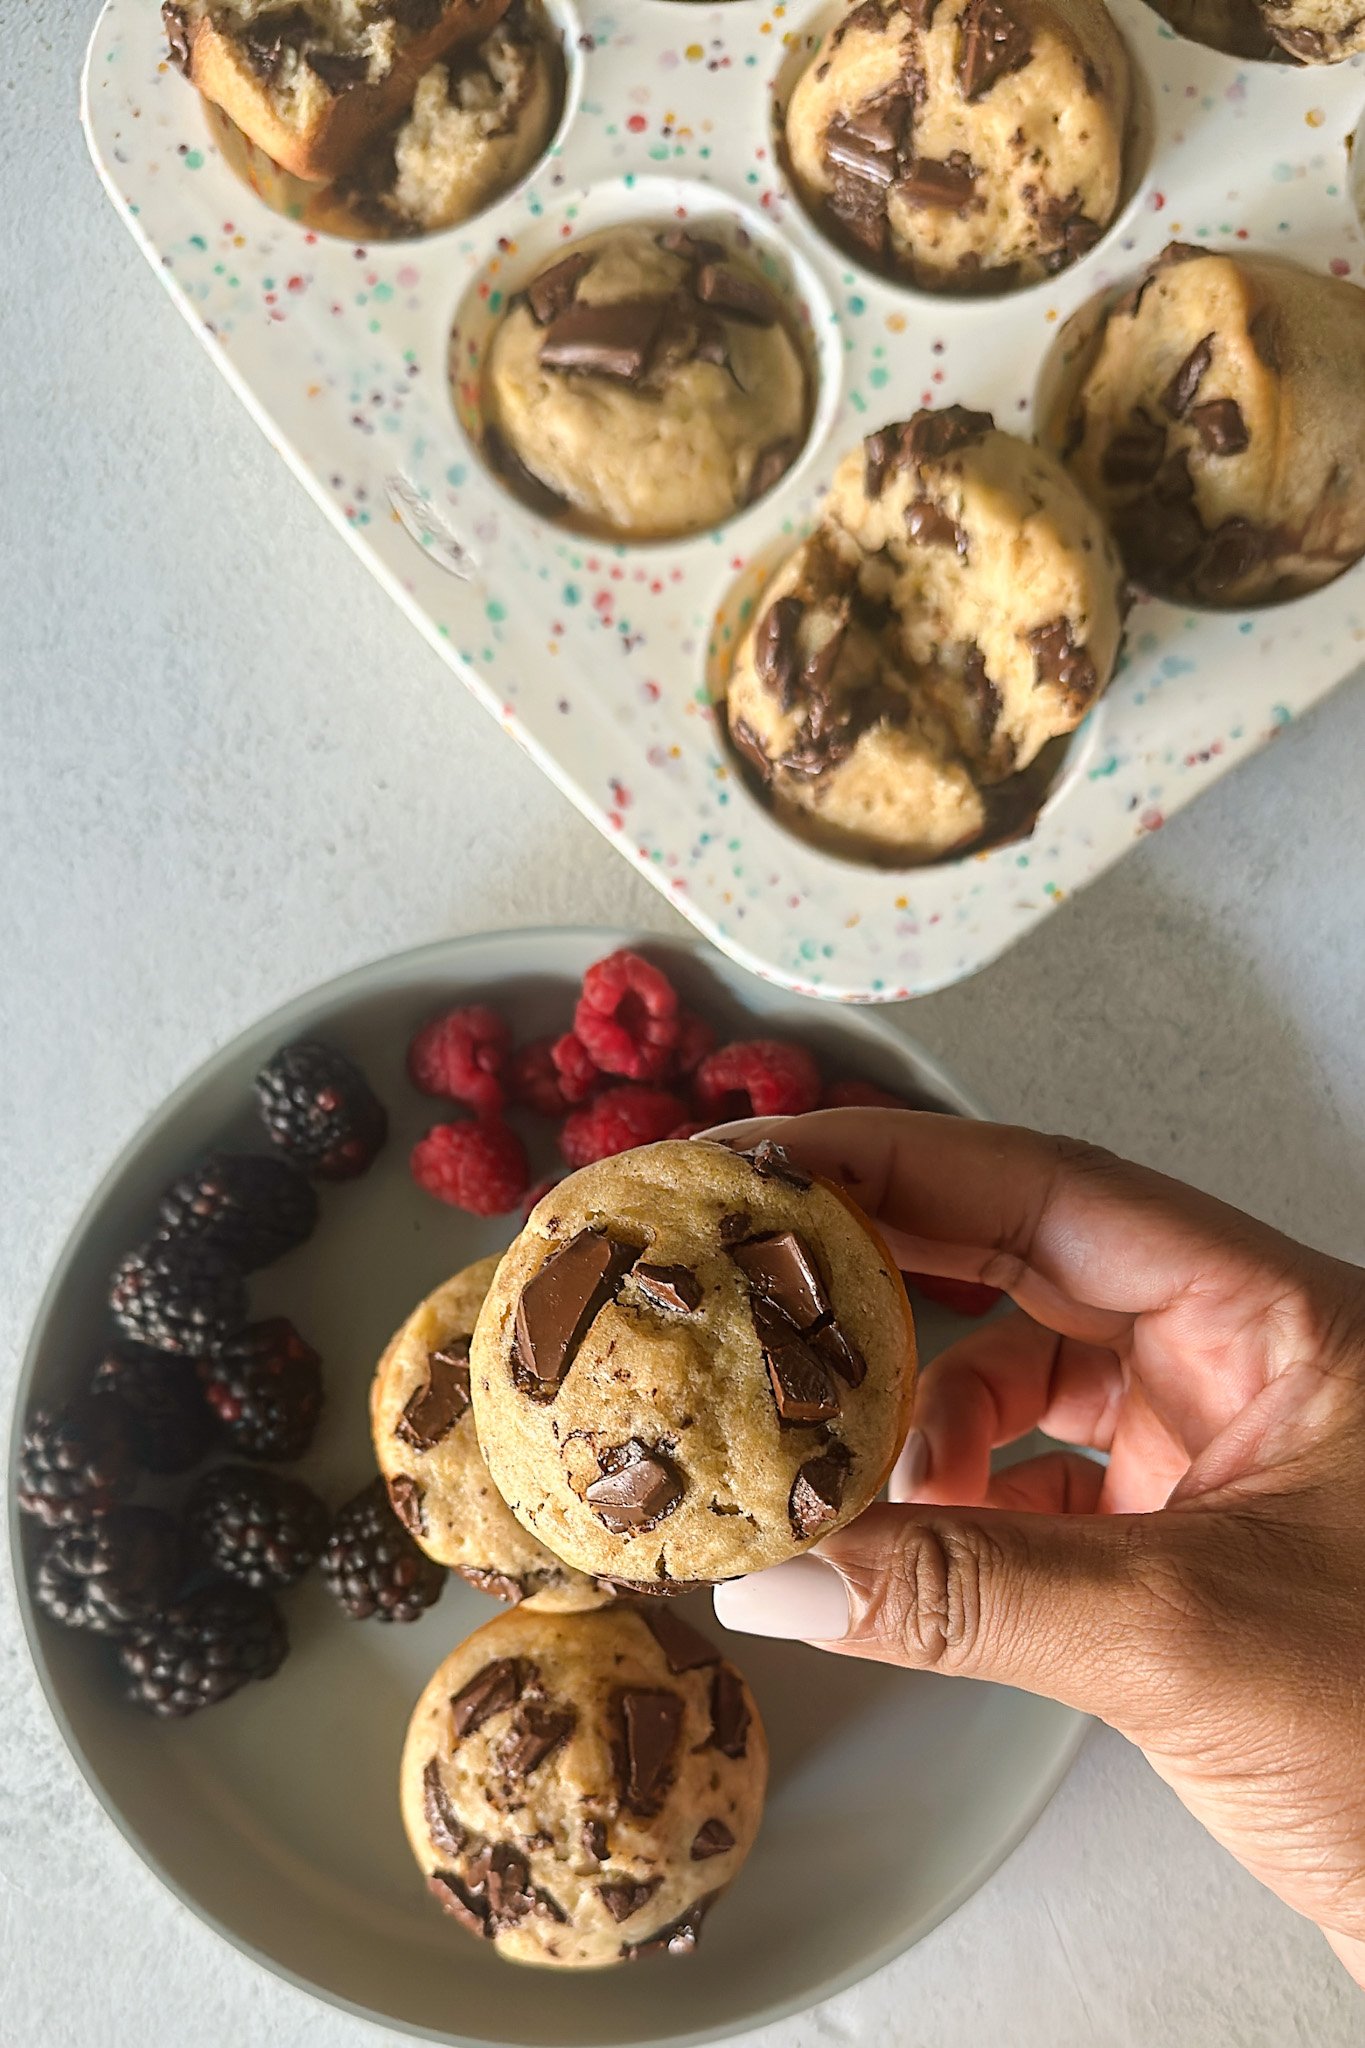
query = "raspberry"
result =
(407, 1005, 510, 1113)
(666, 1121, 706, 1141)
(903, 1272, 1004, 1317)
(573, 950, 680, 1082)
(550, 1031, 603, 1105)
(693, 1039, 822, 1121)
(560, 1085, 691, 1169)
(411, 1118, 528, 1215)
(522, 1175, 562, 1217)
(508, 1037, 574, 1117)
(671, 1010, 717, 1077)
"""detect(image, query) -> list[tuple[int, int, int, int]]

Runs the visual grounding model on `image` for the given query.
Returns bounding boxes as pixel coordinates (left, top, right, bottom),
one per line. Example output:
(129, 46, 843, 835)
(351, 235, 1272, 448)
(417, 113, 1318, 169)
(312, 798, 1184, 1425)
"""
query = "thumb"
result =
(713, 1501, 1190, 1732)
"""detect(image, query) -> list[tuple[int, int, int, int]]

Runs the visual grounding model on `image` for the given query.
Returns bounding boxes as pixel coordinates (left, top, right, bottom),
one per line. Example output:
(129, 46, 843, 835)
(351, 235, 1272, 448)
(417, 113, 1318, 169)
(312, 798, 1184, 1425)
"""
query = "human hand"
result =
(707, 1112, 1365, 1985)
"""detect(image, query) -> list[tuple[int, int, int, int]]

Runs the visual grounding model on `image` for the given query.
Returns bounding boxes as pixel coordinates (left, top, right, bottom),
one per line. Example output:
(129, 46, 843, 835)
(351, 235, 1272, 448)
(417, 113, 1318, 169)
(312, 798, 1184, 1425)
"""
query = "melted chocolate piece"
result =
(962, 642, 1001, 747)
(830, 0, 891, 46)
(484, 424, 568, 519)
(1041, 214, 1102, 273)
(423, 1758, 465, 1857)
(746, 437, 799, 506)
(824, 94, 907, 190)
(755, 1298, 841, 1425)
(599, 1874, 663, 1922)
(1189, 399, 1248, 456)
(905, 498, 968, 554)
(718, 1209, 754, 1244)
(691, 1819, 735, 1860)
(450, 1657, 523, 1739)
(957, 0, 1033, 101)
(305, 47, 369, 90)
(1101, 407, 1166, 488)
(464, 1842, 535, 1931)
(906, 405, 994, 463)
(621, 1893, 717, 1960)
(730, 714, 773, 783)
(1274, 21, 1327, 56)
(511, 1228, 636, 1399)
(1198, 517, 1264, 594)
(732, 1231, 829, 1330)
(501, 1699, 575, 1779)
(457, 1564, 525, 1605)
(585, 1439, 685, 1533)
(638, 1605, 721, 1673)
(694, 264, 779, 328)
(539, 297, 670, 383)
(810, 1318, 869, 1388)
(1026, 617, 1097, 702)
(896, 154, 977, 211)
(618, 1689, 684, 1813)
(582, 1818, 608, 1862)
(864, 424, 904, 499)
(242, 5, 310, 81)
(1118, 448, 1205, 580)
(707, 1665, 750, 1758)
(428, 1869, 489, 1937)
(754, 595, 805, 711)
(595, 1574, 699, 1599)
(387, 1473, 426, 1536)
(526, 251, 594, 327)
(633, 1264, 703, 1315)
(1162, 333, 1214, 420)
(161, 2, 191, 72)
(395, 1338, 471, 1450)
(789, 1443, 852, 1539)
(658, 227, 728, 265)
(745, 1138, 812, 1190)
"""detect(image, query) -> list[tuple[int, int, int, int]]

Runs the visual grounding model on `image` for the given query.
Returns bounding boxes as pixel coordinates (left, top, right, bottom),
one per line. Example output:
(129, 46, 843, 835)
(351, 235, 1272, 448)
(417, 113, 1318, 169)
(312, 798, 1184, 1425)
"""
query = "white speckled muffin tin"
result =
(83, 0, 1364, 1000)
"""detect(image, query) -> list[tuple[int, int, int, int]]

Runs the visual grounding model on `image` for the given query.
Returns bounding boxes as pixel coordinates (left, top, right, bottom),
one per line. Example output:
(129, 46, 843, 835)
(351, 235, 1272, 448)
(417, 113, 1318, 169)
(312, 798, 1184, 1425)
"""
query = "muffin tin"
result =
(82, 0, 1364, 999)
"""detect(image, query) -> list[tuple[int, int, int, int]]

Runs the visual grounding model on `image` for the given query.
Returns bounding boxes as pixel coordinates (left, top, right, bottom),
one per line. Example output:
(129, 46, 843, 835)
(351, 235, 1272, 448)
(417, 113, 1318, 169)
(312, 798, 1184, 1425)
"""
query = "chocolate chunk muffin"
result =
(783, 0, 1131, 291)
(724, 404, 1125, 860)
(401, 1603, 767, 1967)
(371, 1255, 609, 1611)
(1146, 0, 1364, 61)
(1062, 245, 1365, 606)
(469, 1139, 917, 1588)
(480, 225, 811, 537)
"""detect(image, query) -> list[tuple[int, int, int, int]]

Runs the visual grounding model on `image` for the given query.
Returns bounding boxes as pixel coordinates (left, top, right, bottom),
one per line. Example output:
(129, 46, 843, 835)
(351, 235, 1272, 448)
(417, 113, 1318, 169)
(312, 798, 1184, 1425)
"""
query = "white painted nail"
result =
(889, 1427, 930, 1503)
(712, 1556, 850, 1642)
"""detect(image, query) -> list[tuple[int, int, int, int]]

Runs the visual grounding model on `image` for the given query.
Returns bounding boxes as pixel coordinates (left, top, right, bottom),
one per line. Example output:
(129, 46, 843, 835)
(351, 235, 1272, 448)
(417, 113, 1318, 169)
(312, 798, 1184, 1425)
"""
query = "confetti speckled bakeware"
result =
(82, 1, 1365, 1000)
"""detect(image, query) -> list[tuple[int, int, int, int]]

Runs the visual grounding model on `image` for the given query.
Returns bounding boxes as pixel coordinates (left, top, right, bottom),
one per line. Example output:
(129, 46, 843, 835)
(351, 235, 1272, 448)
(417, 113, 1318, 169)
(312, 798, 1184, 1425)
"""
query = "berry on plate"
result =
(157, 1152, 318, 1271)
(321, 1478, 445, 1622)
(255, 1040, 387, 1181)
(407, 1005, 510, 1113)
(410, 1118, 529, 1215)
(109, 1237, 248, 1357)
(16, 1393, 137, 1525)
(559, 1084, 691, 1169)
(693, 1039, 822, 1121)
(92, 1343, 218, 1474)
(188, 1465, 329, 1591)
(573, 949, 680, 1082)
(119, 1583, 288, 1717)
(197, 1318, 324, 1461)
(33, 1508, 183, 1634)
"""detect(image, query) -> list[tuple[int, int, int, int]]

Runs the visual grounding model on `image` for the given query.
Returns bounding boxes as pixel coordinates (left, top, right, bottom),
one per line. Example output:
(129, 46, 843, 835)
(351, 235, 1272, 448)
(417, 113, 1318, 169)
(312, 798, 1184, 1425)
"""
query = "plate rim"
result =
(8, 924, 1086, 2048)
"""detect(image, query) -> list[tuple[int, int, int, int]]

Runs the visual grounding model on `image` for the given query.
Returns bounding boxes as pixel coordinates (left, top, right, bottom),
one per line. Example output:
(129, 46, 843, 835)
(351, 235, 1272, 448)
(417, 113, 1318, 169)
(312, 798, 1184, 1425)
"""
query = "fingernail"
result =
(712, 1555, 850, 1641)
(889, 1428, 930, 1503)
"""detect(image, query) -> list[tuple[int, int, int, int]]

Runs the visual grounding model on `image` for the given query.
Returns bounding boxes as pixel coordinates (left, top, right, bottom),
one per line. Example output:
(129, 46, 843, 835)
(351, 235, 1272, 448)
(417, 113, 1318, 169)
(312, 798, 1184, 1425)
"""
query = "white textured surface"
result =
(2, 4, 1364, 2043)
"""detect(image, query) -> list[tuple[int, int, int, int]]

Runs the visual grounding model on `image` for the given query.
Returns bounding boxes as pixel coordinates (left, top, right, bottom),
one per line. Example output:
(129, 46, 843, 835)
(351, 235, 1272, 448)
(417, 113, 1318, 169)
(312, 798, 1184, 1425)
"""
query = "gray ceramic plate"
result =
(10, 928, 1085, 2047)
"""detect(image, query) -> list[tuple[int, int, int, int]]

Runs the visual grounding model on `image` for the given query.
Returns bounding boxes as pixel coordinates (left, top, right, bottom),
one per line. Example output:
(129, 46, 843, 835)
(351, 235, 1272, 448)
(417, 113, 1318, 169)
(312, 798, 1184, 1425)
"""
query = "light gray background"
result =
(4, 6, 1364, 2043)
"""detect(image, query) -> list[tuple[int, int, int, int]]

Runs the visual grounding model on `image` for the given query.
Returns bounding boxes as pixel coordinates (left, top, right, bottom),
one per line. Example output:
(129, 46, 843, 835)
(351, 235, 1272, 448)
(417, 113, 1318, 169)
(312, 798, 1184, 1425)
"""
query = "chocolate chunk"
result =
(730, 715, 773, 783)
(305, 47, 369, 90)
(484, 424, 568, 520)
(648, 291, 730, 377)
(633, 1264, 703, 1315)
(745, 1138, 811, 1189)
(464, 1842, 535, 1930)
(905, 498, 968, 554)
(540, 298, 670, 383)
(1041, 214, 1102, 273)
(423, 1758, 465, 1857)
(396, 1338, 471, 1450)
(242, 5, 310, 81)
(810, 1318, 868, 1388)
(1198, 517, 1264, 593)
(658, 227, 728, 266)
(830, 0, 891, 46)
(1249, 305, 1281, 374)
(756, 1299, 841, 1425)
(450, 1657, 523, 1739)
(598, 1874, 663, 1922)
(962, 642, 1001, 747)
(1274, 22, 1327, 56)
(824, 97, 907, 189)
(789, 1443, 852, 1539)
(1101, 407, 1166, 488)
(457, 1564, 525, 1605)
(826, 167, 890, 262)
(864, 424, 904, 499)
(428, 1869, 489, 1937)
(618, 1689, 684, 1813)
(526, 251, 594, 327)
(582, 1818, 608, 1862)
(388, 0, 444, 25)
(638, 1605, 721, 1673)
(1026, 617, 1097, 703)
(906, 404, 994, 463)
(621, 1893, 717, 1960)
(511, 1228, 636, 1399)
(957, 0, 1033, 101)
(745, 437, 798, 506)
(707, 1664, 750, 1758)
(732, 1231, 829, 1330)
(754, 595, 805, 711)
(161, 2, 191, 72)
(585, 1439, 685, 1533)
(501, 1699, 575, 1779)
(896, 154, 977, 211)
(1118, 448, 1204, 580)
(595, 1574, 701, 1599)
(718, 1209, 753, 1244)
(1189, 399, 1248, 457)
(387, 1473, 426, 1536)
(691, 1819, 735, 1860)
(1162, 333, 1214, 420)
(694, 264, 779, 328)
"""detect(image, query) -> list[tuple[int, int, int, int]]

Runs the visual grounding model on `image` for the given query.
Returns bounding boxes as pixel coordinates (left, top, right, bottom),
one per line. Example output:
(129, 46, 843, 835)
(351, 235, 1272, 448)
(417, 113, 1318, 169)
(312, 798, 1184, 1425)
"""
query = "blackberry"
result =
(118, 1583, 287, 1717)
(254, 1040, 387, 1181)
(16, 1393, 136, 1525)
(188, 1465, 328, 1590)
(197, 1318, 324, 1461)
(158, 1152, 319, 1271)
(109, 1236, 247, 1357)
(32, 1508, 183, 1635)
(321, 1478, 445, 1622)
(92, 1343, 218, 1474)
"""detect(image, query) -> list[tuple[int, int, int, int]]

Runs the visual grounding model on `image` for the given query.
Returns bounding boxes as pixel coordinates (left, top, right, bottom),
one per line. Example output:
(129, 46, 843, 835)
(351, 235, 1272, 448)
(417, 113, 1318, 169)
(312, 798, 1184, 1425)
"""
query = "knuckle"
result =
(880, 1519, 1002, 1671)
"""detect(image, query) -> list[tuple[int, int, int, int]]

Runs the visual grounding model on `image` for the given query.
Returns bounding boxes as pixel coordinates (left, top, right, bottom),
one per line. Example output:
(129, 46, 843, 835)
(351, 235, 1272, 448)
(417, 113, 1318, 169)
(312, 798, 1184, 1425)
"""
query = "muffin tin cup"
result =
(83, 0, 1365, 1000)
